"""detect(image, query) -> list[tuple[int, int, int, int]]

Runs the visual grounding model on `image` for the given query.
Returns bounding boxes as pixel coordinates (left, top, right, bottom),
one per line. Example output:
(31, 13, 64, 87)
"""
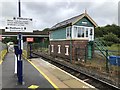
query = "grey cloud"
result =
(0, 1, 119, 29)
(2, 2, 17, 17)
(22, 1, 95, 29)
(89, 2, 118, 25)
(118, 1, 120, 25)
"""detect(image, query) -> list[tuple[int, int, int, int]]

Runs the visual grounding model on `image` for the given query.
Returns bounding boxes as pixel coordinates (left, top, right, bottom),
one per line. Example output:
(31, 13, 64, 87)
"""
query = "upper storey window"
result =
(73, 25, 94, 41)
(66, 26, 72, 38)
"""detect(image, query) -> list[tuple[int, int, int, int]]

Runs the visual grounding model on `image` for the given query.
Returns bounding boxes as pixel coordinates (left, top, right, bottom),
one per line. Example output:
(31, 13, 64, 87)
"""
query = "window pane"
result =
(69, 27, 71, 37)
(90, 28, 92, 35)
(66, 26, 72, 38)
(74, 27, 77, 37)
(67, 27, 70, 37)
(78, 27, 81, 37)
(86, 28, 88, 37)
(67, 28, 69, 37)
(82, 27, 84, 37)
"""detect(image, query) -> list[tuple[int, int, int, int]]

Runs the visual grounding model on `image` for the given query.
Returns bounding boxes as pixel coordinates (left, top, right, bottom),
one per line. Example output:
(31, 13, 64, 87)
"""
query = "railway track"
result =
(31, 52, 120, 90)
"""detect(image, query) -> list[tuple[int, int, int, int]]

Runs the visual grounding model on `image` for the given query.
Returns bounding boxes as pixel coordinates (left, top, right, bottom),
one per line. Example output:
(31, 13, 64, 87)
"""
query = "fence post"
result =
(29, 42, 32, 58)
(106, 50, 109, 73)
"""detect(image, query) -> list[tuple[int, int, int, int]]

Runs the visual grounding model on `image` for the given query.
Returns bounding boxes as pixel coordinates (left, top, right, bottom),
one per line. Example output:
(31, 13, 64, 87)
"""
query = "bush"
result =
(105, 42, 114, 46)
(103, 33, 120, 45)
(95, 24, 120, 38)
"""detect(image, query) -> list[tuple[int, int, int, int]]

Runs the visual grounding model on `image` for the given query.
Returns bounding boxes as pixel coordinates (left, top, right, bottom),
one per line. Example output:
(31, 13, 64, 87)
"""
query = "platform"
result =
(29, 57, 96, 89)
(2, 52, 55, 89)
(2, 52, 96, 89)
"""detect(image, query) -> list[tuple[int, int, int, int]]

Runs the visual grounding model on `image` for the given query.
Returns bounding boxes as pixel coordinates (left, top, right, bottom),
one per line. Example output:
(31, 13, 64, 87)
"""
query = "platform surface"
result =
(30, 57, 96, 89)
(2, 52, 55, 89)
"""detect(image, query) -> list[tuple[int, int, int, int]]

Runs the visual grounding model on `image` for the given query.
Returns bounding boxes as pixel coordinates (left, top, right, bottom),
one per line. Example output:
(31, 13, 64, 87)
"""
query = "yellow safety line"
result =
(0, 49, 7, 65)
(0, 60, 3, 64)
(24, 55, 59, 90)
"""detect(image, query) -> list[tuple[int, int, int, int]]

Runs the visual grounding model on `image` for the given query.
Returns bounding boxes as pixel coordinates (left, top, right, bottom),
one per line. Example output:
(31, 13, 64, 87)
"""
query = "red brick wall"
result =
(50, 40, 88, 61)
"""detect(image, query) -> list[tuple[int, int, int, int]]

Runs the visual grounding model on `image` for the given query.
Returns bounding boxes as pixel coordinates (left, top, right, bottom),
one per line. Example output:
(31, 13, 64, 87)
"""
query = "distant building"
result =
(49, 11, 98, 62)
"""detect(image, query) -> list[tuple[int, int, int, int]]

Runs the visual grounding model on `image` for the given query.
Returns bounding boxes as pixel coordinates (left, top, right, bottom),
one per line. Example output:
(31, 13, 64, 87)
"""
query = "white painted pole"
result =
(14, 55, 17, 74)
(21, 40, 23, 50)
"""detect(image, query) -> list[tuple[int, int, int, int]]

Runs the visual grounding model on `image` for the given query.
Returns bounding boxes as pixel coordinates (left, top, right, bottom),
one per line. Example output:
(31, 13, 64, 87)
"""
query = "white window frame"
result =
(65, 45, 69, 55)
(66, 26, 71, 39)
(58, 45, 61, 54)
(51, 45, 54, 52)
(72, 25, 94, 41)
(88, 27, 94, 41)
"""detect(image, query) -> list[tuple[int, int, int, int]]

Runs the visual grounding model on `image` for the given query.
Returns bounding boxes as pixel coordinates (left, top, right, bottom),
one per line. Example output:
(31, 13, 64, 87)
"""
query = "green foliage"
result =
(2, 37, 17, 44)
(107, 44, 120, 51)
(95, 24, 120, 46)
(95, 24, 120, 38)
(103, 33, 119, 43)
(42, 28, 50, 31)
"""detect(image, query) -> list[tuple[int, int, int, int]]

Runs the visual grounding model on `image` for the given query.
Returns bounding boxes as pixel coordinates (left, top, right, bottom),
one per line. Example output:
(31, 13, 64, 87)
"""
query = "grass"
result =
(107, 44, 120, 56)
(107, 44, 120, 51)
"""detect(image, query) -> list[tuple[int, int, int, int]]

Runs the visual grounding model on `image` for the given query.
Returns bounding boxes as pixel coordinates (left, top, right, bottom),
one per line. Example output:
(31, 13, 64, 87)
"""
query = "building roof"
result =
(51, 12, 98, 30)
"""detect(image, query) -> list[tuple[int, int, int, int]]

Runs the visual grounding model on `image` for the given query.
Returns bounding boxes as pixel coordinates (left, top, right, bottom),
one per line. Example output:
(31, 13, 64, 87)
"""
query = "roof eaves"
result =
(85, 13, 98, 27)
(72, 13, 98, 27)
(72, 14, 85, 25)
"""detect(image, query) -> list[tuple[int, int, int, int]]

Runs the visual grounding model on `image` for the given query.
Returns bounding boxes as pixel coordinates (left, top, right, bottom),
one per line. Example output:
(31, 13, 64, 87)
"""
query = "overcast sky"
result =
(0, 0, 119, 30)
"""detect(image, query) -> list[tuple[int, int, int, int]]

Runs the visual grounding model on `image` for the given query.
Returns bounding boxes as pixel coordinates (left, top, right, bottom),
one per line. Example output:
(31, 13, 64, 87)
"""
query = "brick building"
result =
(49, 11, 98, 62)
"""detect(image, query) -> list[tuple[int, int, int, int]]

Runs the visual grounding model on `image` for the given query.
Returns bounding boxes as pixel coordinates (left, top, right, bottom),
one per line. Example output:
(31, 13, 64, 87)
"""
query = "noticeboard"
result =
(5, 17, 33, 32)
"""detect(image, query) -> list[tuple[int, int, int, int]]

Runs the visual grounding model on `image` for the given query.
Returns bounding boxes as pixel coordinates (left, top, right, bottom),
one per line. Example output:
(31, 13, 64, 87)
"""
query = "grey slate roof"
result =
(51, 13, 98, 30)
(51, 14, 84, 29)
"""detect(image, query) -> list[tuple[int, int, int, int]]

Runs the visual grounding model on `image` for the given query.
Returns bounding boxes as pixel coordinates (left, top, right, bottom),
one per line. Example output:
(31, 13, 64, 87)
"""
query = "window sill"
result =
(65, 53, 69, 56)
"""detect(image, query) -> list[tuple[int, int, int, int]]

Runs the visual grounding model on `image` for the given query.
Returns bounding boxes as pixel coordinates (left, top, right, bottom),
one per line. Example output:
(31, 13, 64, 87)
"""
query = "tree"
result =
(95, 24, 120, 38)
(42, 28, 50, 31)
(2, 37, 17, 44)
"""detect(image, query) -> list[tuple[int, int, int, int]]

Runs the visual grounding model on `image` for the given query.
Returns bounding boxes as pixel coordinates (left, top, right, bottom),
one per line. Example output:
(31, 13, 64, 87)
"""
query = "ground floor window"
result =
(65, 45, 69, 55)
(51, 45, 54, 52)
(58, 45, 61, 53)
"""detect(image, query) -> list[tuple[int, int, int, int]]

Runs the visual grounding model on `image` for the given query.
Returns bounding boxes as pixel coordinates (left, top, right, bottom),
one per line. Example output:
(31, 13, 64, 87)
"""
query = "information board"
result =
(5, 17, 33, 32)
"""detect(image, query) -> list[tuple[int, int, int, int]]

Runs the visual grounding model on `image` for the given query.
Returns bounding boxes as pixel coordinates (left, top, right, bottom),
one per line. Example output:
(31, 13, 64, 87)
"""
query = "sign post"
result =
(5, 17, 33, 33)
(5, 0, 33, 85)
(17, 33, 23, 84)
